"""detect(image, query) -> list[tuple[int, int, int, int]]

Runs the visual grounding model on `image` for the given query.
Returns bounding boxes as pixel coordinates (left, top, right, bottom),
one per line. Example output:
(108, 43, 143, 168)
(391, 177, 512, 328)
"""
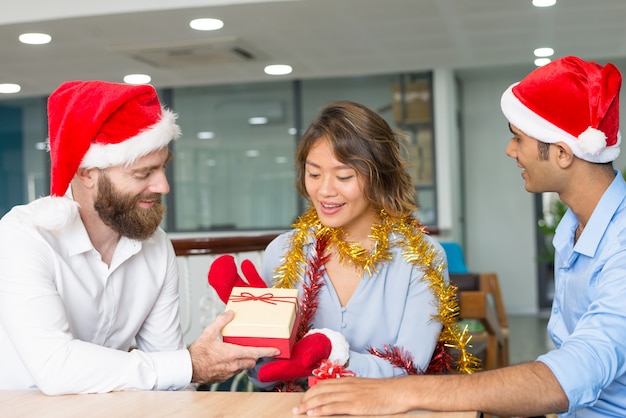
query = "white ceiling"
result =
(2, 0, 626, 99)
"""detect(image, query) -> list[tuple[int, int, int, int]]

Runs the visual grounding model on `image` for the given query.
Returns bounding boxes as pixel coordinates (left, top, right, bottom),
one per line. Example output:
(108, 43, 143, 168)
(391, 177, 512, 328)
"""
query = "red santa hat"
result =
(501, 55, 622, 163)
(31, 80, 181, 229)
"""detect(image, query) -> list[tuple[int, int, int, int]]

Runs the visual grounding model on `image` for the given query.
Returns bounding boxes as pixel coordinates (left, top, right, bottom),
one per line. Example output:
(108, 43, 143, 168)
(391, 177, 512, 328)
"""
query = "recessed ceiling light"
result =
(197, 131, 216, 140)
(190, 18, 224, 31)
(245, 150, 260, 158)
(123, 74, 151, 85)
(534, 47, 554, 57)
(275, 156, 288, 164)
(0, 83, 21, 94)
(534, 58, 551, 67)
(19, 33, 52, 45)
(248, 116, 268, 125)
(532, 0, 556, 7)
(264, 65, 293, 76)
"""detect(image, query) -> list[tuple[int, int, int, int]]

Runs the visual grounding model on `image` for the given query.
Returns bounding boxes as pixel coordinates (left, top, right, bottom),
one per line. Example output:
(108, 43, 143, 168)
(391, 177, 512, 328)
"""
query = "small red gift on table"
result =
(308, 359, 356, 387)
(222, 287, 299, 359)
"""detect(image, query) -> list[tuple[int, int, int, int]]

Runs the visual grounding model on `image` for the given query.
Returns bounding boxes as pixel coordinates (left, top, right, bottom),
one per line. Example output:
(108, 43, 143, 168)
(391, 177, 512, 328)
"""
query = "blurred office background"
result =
(2, 0, 626, 334)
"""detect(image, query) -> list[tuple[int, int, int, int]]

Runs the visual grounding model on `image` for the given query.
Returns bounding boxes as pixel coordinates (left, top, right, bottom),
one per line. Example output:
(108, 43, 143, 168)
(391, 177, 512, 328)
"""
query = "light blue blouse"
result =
(537, 172, 626, 417)
(248, 226, 446, 388)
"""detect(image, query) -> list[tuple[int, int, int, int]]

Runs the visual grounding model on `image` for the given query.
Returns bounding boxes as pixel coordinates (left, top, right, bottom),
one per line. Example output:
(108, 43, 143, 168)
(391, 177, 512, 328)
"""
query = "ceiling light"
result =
(197, 131, 215, 140)
(190, 18, 224, 31)
(123, 74, 151, 85)
(534, 47, 554, 57)
(248, 116, 268, 125)
(264, 65, 293, 76)
(275, 156, 288, 164)
(532, 0, 556, 7)
(0, 83, 21, 94)
(245, 150, 260, 158)
(534, 58, 551, 67)
(19, 33, 52, 45)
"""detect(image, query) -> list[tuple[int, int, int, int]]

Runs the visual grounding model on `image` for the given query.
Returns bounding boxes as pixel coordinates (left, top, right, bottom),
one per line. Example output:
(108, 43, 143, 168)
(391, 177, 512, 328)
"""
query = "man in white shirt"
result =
(0, 80, 278, 395)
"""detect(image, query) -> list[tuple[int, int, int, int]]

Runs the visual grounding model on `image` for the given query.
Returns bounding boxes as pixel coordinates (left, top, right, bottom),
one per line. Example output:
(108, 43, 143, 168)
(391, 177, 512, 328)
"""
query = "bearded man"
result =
(0, 81, 278, 395)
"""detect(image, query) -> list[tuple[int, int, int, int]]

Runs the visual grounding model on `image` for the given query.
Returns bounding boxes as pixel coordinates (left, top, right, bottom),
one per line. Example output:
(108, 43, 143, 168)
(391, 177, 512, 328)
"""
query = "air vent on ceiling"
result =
(108, 37, 263, 68)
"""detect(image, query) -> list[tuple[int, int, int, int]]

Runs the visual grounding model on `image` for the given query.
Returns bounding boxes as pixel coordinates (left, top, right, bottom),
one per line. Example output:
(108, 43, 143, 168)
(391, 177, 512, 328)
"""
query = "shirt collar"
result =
(64, 211, 143, 259)
(556, 171, 626, 258)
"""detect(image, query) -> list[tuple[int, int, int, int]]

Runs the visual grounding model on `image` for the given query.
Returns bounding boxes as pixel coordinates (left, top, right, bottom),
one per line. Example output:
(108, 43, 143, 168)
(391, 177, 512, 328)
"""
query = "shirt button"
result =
(553, 308, 558, 314)
(341, 323, 347, 328)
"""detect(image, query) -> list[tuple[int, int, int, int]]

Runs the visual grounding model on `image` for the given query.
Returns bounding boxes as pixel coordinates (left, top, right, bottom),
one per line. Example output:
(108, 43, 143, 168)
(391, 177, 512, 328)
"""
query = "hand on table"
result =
(293, 376, 410, 416)
(188, 310, 280, 384)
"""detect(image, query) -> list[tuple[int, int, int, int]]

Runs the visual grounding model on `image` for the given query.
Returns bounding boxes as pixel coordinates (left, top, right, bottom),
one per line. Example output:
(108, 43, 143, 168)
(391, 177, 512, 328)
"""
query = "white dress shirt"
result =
(0, 200, 192, 394)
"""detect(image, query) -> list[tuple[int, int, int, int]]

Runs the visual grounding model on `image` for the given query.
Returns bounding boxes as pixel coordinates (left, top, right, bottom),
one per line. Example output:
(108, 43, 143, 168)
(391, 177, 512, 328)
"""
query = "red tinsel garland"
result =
(296, 234, 329, 340)
(425, 341, 454, 375)
(275, 235, 330, 392)
(368, 341, 454, 375)
(368, 344, 419, 375)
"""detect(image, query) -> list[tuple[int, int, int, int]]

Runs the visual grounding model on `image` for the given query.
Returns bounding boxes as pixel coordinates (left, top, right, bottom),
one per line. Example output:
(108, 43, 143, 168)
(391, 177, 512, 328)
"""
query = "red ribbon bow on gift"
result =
(229, 291, 297, 307)
(311, 359, 356, 380)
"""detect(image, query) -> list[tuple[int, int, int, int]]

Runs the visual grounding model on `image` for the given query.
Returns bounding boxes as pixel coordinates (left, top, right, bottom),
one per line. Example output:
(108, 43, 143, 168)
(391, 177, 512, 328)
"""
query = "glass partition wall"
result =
(171, 81, 297, 231)
(0, 71, 436, 232)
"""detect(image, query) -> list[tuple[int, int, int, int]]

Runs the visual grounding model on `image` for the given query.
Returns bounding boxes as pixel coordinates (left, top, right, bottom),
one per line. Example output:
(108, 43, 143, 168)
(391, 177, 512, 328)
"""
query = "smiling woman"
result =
(241, 100, 475, 393)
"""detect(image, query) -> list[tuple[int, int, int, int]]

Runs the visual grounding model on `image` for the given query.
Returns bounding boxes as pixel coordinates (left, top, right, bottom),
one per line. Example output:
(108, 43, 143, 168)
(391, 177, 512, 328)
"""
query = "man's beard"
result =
(94, 172, 166, 241)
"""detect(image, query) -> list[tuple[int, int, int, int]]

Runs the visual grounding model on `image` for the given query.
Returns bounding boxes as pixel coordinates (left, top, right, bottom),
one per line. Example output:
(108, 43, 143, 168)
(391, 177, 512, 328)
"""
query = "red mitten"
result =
(208, 255, 267, 303)
(257, 329, 350, 382)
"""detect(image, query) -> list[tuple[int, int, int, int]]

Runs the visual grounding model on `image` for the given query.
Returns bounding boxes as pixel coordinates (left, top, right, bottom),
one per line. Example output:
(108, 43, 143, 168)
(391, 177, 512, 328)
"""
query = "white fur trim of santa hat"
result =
(306, 328, 350, 365)
(500, 56, 622, 163)
(80, 108, 180, 169)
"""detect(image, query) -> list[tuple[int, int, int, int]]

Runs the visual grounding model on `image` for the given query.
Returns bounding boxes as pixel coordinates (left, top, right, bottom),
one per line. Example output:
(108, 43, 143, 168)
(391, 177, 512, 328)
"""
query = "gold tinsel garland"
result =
(272, 207, 480, 374)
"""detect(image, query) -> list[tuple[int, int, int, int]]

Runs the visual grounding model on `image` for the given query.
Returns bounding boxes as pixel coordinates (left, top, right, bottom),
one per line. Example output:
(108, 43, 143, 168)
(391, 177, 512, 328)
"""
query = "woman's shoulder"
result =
(390, 219, 442, 245)
(266, 229, 301, 256)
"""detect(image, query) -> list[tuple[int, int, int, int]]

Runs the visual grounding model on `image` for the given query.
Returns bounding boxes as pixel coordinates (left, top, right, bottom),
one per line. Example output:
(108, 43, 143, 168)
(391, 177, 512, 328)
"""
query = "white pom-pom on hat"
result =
(29, 196, 80, 230)
(577, 127, 608, 156)
(306, 328, 350, 365)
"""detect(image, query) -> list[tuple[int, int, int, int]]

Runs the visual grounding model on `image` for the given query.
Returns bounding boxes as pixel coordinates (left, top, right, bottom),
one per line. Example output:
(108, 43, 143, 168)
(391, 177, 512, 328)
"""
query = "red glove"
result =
(257, 329, 350, 382)
(207, 255, 267, 303)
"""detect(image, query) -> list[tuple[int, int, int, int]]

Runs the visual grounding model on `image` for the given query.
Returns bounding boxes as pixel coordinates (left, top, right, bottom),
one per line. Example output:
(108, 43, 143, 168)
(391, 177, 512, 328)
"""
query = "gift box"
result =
(308, 360, 356, 387)
(222, 287, 299, 359)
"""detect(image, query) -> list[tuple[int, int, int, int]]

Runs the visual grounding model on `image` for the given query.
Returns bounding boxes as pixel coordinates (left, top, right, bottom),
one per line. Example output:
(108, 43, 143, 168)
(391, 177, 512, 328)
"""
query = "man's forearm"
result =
(398, 361, 568, 416)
